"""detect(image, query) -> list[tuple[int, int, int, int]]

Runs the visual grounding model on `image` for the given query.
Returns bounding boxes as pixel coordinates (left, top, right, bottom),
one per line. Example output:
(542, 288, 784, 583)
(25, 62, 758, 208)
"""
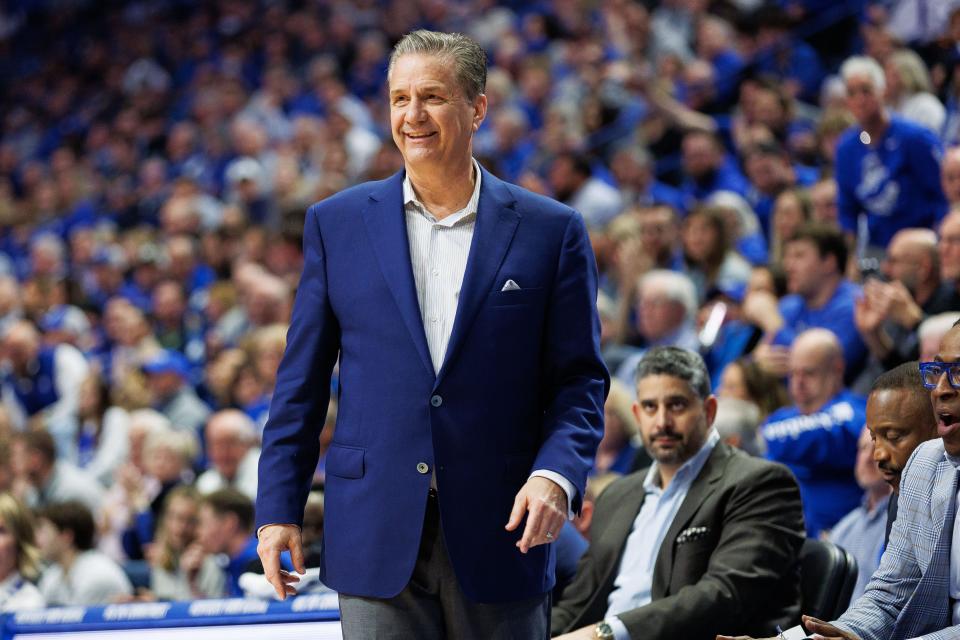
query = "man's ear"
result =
(703, 395, 718, 428)
(472, 93, 488, 132)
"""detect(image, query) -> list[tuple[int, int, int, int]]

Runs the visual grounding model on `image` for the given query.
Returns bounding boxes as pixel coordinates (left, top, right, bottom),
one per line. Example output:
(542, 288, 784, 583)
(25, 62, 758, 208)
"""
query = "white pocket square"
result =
(501, 279, 521, 292)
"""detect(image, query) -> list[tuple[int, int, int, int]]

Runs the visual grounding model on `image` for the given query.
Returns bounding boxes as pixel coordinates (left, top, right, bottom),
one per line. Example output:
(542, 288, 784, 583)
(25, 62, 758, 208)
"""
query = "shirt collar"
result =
(403, 158, 482, 227)
(643, 428, 721, 493)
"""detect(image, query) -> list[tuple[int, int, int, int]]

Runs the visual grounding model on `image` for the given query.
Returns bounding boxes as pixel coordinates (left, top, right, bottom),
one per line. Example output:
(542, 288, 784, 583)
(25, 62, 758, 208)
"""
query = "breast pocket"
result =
(489, 287, 545, 308)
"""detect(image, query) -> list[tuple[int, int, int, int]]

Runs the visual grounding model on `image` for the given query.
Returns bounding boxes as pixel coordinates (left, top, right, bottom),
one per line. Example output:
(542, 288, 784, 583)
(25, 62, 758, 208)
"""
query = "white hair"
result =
(638, 269, 698, 320)
(840, 55, 885, 94)
(713, 397, 764, 456)
(918, 313, 960, 345)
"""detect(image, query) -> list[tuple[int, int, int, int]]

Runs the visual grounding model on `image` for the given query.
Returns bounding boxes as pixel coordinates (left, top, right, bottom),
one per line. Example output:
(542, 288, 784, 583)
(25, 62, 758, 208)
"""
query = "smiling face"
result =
(388, 53, 486, 176)
(633, 374, 716, 473)
(932, 326, 960, 457)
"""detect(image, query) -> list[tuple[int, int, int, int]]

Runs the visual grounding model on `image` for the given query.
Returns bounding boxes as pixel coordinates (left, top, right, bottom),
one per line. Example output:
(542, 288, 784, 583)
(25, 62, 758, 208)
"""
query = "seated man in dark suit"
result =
(552, 346, 805, 640)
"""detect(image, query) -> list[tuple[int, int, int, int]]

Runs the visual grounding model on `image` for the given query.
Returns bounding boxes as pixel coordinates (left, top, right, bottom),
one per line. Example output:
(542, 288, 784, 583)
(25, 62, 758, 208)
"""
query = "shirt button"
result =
(416, 462, 429, 474)
(432, 269, 440, 277)
(430, 395, 442, 407)
(430, 317, 438, 323)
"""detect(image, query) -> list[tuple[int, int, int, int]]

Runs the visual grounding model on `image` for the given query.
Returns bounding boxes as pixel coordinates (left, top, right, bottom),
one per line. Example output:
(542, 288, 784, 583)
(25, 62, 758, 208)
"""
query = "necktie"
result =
(890, 466, 960, 640)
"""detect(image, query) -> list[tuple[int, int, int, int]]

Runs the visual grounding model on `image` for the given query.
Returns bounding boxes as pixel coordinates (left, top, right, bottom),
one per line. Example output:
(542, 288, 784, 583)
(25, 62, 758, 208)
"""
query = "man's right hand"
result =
(256, 524, 306, 600)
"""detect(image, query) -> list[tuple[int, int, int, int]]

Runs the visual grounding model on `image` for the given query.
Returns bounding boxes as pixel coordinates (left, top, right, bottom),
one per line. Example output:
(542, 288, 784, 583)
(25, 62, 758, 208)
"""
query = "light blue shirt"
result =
(828, 492, 890, 603)
(605, 429, 720, 639)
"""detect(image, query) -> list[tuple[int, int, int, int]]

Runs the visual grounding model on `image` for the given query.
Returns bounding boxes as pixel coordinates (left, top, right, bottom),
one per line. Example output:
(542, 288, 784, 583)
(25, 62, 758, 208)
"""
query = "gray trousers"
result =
(338, 491, 550, 639)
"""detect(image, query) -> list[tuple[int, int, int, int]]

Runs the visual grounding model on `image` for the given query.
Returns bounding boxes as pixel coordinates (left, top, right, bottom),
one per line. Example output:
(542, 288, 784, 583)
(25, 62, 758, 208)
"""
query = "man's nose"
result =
(404, 97, 427, 123)
(873, 441, 890, 463)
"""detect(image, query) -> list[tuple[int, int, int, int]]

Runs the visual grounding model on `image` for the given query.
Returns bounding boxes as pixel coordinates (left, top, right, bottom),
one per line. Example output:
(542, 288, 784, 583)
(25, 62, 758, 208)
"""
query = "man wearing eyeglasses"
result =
(718, 321, 960, 640)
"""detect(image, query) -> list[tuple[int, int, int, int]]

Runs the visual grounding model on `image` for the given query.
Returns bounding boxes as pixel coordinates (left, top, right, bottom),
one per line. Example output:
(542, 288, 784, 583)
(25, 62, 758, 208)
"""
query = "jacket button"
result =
(416, 462, 430, 474)
(430, 395, 442, 407)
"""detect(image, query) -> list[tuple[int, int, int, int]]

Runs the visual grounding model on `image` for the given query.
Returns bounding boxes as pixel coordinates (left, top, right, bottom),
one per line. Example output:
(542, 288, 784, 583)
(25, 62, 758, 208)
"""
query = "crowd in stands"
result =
(0, 0, 959, 619)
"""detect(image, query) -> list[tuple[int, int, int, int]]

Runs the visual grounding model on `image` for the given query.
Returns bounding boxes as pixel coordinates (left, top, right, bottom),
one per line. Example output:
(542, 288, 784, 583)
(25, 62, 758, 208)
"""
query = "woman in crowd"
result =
(76, 369, 130, 487)
(682, 205, 751, 301)
(0, 493, 44, 611)
(718, 356, 789, 420)
(769, 187, 812, 265)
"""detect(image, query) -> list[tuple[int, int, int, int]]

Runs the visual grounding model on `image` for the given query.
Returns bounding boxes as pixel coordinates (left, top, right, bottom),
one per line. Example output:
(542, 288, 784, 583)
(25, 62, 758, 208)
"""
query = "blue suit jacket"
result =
(255, 166, 608, 603)
(835, 438, 959, 640)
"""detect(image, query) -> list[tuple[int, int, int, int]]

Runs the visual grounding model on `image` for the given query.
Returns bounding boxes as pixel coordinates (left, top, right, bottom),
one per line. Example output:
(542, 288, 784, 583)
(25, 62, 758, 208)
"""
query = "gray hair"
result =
(713, 397, 764, 456)
(638, 269, 698, 321)
(634, 346, 711, 400)
(389, 30, 487, 100)
(840, 55, 885, 94)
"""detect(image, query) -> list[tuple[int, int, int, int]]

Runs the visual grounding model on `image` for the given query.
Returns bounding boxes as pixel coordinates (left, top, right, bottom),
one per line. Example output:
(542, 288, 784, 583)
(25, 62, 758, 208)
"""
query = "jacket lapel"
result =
(651, 443, 731, 598)
(435, 167, 519, 384)
(361, 172, 434, 377)
(573, 473, 649, 629)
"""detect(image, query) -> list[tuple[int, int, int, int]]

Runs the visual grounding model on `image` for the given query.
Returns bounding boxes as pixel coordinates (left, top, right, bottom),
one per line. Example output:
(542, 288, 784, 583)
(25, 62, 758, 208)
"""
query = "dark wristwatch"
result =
(594, 621, 615, 640)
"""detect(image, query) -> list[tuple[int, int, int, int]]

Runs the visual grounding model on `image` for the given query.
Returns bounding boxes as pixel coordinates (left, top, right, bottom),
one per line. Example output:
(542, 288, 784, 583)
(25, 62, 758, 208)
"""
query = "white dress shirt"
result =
(403, 160, 575, 512)
(605, 429, 721, 640)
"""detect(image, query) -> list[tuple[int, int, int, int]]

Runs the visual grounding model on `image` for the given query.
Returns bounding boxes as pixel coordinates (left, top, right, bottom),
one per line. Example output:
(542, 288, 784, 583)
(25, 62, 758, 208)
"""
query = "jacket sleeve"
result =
(255, 204, 341, 530)
(534, 210, 609, 514)
(617, 463, 805, 639)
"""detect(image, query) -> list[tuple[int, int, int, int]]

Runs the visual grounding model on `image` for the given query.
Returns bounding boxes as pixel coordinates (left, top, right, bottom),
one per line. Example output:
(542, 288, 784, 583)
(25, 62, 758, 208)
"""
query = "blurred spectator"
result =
(770, 187, 811, 265)
(196, 488, 275, 598)
(195, 410, 259, 500)
(809, 177, 839, 226)
(746, 224, 866, 380)
(593, 379, 641, 476)
(98, 410, 173, 563)
(75, 370, 130, 487)
(918, 312, 960, 361)
(13, 430, 103, 514)
(942, 147, 960, 208)
(835, 55, 947, 251)
(120, 428, 197, 563)
(760, 329, 865, 537)
(141, 349, 210, 435)
(36, 501, 133, 605)
(0, 493, 44, 611)
(610, 145, 687, 213)
(681, 205, 751, 301)
(712, 397, 764, 457)
(938, 210, 960, 307)
(548, 153, 622, 231)
(827, 426, 891, 602)
(716, 357, 789, 420)
(679, 130, 749, 201)
(884, 48, 946, 134)
(149, 486, 224, 601)
(611, 270, 700, 385)
(1, 320, 89, 458)
(854, 228, 947, 391)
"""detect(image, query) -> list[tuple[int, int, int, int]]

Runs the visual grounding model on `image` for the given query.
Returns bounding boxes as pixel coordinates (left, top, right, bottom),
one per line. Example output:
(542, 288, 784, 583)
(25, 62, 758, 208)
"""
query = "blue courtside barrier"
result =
(1, 595, 342, 640)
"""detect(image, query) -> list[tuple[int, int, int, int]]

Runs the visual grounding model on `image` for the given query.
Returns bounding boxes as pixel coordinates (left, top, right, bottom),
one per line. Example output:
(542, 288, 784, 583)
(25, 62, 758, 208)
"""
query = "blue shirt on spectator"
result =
(828, 493, 890, 602)
(761, 390, 865, 538)
(680, 158, 750, 202)
(773, 280, 867, 381)
(835, 116, 948, 249)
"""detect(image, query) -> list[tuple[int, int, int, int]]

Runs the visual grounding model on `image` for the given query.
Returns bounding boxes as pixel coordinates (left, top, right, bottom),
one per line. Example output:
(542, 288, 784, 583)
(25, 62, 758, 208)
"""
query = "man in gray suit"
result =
(552, 347, 804, 640)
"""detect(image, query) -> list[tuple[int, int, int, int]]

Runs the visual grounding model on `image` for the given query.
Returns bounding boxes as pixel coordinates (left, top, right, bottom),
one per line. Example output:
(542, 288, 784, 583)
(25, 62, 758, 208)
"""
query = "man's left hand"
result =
(554, 624, 597, 639)
(505, 476, 567, 554)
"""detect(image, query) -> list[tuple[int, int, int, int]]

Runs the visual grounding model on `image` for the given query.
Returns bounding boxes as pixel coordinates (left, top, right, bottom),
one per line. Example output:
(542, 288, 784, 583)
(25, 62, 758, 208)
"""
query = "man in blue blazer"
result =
(255, 30, 608, 638)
